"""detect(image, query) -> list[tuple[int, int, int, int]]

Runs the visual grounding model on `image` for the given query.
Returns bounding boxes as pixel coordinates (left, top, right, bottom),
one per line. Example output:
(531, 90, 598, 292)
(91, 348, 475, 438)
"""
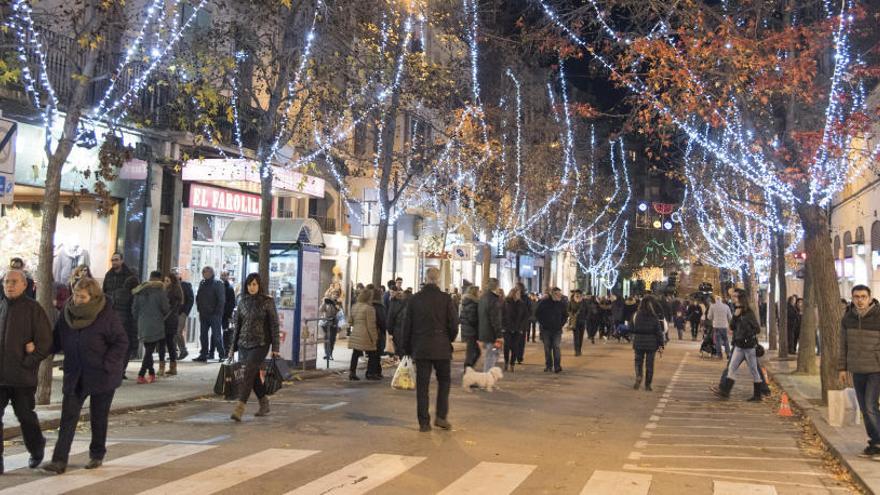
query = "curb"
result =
(764, 368, 874, 495)
(3, 366, 336, 440)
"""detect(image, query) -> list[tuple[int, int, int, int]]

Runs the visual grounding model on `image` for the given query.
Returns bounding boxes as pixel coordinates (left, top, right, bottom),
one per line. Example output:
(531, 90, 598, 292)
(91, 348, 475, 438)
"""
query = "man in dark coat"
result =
(536, 287, 567, 373)
(839, 285, 880, 459)
(0, 258, 36, 300)
(194, 266, 226, 362)
(218, 271, 237, 358)
(477, 278, 502, 372)
(177, 275, 195, 360)
(0, 269, 53, 472)
(401, 267, 458, 432)
(101, 253, 139, 373)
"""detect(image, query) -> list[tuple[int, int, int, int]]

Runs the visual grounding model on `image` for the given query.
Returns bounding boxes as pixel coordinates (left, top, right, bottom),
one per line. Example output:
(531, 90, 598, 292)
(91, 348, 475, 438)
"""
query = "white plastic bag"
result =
(391, 356, 416, 391)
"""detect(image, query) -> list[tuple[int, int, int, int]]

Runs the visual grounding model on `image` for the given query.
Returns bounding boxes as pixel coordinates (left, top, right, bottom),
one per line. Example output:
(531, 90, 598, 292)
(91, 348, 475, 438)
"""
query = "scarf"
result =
(64, 293, 107, 330)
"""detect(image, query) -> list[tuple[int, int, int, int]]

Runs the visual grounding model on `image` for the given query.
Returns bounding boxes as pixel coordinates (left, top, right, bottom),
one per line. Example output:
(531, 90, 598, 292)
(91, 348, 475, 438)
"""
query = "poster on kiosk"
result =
(222, 218, 324, 369)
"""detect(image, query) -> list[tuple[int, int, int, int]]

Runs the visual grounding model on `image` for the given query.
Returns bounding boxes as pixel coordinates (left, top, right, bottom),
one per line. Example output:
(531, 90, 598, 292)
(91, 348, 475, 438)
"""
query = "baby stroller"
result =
(699, 329, 716, 358)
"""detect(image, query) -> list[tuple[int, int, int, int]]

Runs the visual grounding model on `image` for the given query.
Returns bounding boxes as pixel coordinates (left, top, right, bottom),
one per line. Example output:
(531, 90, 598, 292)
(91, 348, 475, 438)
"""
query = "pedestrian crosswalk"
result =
(0, 443, 792, 495)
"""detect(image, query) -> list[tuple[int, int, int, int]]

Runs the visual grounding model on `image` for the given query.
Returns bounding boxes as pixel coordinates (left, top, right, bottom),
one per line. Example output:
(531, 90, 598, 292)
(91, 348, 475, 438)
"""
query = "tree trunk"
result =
(481, 243, 491, 289)
(371, 216, 389, 288)
(258, 165, 273, 294)
(543, 251, 553, 294)
(775, 230, 789, 359)
(797, 203, 844, 403)
(768, 239, 778, 350)
(796, 255, 819, 375)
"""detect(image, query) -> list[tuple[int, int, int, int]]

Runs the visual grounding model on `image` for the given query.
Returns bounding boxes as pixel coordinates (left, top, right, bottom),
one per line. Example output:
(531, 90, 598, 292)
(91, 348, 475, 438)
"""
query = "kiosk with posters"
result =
(222, 218, 324, 369)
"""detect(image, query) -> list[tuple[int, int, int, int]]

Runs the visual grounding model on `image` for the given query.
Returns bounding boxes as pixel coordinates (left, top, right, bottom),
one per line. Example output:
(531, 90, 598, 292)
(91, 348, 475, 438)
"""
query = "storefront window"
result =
(190, 213, 243, 289)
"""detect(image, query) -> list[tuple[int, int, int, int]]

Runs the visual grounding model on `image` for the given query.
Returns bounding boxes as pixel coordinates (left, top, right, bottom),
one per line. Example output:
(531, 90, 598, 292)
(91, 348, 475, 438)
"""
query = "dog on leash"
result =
(462, 366, 504, 391)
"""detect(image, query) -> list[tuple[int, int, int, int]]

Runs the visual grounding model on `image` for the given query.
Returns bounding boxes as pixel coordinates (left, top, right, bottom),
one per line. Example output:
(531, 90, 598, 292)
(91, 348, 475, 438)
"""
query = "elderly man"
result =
(102, 253, 138, 376)
(194, 266, 226, 362)
(0, 270, 53, 473)
(839, 285, 880, 459)
(401, 267, 459, 432)
(0, 258, 36, 300)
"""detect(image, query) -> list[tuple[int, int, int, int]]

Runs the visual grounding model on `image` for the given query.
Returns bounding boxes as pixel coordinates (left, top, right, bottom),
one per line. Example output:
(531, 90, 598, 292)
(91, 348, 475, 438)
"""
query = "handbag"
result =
(214, 359, 243, 400)
(755, 343, 765, 357)
(264, 357, 284, 396)
(391, 356, 416, 390)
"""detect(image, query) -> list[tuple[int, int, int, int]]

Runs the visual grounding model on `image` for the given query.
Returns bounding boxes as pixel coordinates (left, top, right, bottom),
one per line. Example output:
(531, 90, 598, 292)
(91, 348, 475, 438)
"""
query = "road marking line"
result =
(622, 465, 844, 491)
(321, 401, 349, 411)
(652, 408, 664, 415)
(0, 444, 215, 495)
(644, 443, 798, 451)
(622, 465, 828, 476)
(580, 470, 652, 495)
(99, 435, 230, 445)
(639, 431, 653, 439)
(635, 453, 819, 462)
(649, 415, 661, 422)
(634, 441, 648, 449)
(628, 452, 641, 460)
(653, 425, 796, 431)
(648, 433, 794, 441)
(138, 448, 319, 495)
(437, 462, 536, 495)
(3, 441, 118, 472)
(645, 423, 657, 430)
(284, 453, 425, 495)
(713, 481, 778, 494)
(659, 416, 777, 422)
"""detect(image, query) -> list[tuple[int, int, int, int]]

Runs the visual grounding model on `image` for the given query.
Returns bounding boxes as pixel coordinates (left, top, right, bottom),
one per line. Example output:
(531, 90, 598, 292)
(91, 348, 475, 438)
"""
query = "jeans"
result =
(0, 386, 44, 459)
(323, 325, 338, 359)
(503, 333, 523, 366)
(634, 350, 656, 385)
(349, 350, 380, 377)
(238, 345, 269, 403)
(573, 321, 586, 355)
(140, 340, 161, 376)
(463, 336, 481, 369)
(157, 331, 178, 362)
(713, 327, 730, 357)
(52, 389, 114, 463)
(176, 314, 188, 354)
(415, 359, 451, 427)
(542, 332, 562, 371)
(481, 342, 499, 372)
(727, 346, 762, 383)
(689, 319, 701, 339)
(198, 315, 224, 359)
(852, 372, 880, 447)
(529, 322, 537, 341)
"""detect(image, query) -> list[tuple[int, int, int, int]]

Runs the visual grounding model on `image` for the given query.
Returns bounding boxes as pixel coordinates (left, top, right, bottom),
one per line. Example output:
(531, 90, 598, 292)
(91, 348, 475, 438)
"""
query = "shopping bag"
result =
(264, 358, 284, 396)
(273, 357, 295, 381)
(391, 356, 416, 390)
(214, 359, 243, 400)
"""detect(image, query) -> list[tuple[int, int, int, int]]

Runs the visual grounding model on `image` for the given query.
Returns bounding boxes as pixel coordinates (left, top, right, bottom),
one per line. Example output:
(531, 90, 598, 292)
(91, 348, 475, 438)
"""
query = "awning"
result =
(182, 158, 325, 198)
(222, 218, 324, 246)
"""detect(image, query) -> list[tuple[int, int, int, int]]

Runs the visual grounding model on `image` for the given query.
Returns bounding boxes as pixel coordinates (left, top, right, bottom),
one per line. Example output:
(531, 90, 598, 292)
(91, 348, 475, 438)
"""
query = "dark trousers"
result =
(542, 332, 562, 371)
(634, 350, 656, 385)
(324, 326, 338, 359)
(198, 315, 224, 359)
(503, 332, 523, 365)
(529, 322, 537, 342)
(238, 345, 269, 403)
(157, 331, 178, 362)
(52, 390, 114, 463)
(573, 321, 586, 355)
(586, 320, 599, 340)
(349, 350, 380, 377)
(463, 336, 481, 369)
(689, 318, 701, 339)
(0, 386, 44, 459)
(414, 359, 451, 427)
(140, 340, 161, 376)
(517, 332, 526, 362)
(853, 372, 880, 447)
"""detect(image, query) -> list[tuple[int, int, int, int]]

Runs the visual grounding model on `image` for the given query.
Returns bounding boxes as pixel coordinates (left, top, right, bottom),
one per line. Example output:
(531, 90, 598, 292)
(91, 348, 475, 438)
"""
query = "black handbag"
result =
(214, 359, 243, 400)
(264, 358, 284, 396)
(755, 343, 766, 357)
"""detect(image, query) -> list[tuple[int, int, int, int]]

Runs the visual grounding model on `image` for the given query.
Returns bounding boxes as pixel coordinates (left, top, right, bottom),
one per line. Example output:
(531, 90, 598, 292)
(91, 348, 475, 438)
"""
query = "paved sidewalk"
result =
(765, 356, 880, 495)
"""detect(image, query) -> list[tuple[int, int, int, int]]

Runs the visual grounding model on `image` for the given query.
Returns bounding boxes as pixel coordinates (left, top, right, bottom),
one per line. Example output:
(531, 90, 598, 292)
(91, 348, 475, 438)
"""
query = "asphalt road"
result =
(0, 335, 856, 495)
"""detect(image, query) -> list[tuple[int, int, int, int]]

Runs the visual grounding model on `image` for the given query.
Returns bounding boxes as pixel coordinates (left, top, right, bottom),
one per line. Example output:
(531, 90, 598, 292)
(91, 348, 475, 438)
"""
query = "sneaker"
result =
(84, 458, 102, 470)
(178, 349, 189, 360)
(859, 445, 880, 458)
(192, 356, 208, 363)
(434, 418, 452, 430)
(41, 461, 66, 474)
(419, 424, 432, 433)
(136, 375, 147, 384)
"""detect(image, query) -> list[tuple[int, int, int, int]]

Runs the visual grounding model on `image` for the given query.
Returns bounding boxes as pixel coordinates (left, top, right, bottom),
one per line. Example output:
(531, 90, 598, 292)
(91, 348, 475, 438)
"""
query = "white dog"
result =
(462, 366, 504, 391)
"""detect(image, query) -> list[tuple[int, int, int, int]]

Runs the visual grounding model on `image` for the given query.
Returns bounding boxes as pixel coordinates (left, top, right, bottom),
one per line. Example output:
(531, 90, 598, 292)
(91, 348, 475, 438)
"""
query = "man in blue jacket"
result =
(193, 266, 226, 362)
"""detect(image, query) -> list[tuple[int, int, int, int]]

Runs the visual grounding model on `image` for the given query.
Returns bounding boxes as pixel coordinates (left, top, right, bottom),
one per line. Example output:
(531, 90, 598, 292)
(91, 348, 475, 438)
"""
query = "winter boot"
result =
(158, 361, 166, 377)
(167, 361, 178, 376)
(230, 401, 246, 422)
(711, 378, 735, 399)
(633, 376, 642, 390)
(255, 396, 271, 417)
(747, 383, 763, 402)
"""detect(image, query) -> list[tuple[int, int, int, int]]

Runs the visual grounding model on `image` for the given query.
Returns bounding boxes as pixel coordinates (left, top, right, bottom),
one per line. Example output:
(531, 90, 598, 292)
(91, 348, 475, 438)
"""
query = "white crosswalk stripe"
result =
(713, 480, 778, 494)
(580, 470, 652, 495)
(137, 448, 319, 495)
(437, 462, 536, 495)
(0, 444, 214, 495)
(2, 441, 117, 473)
(283, 453, 425, 495)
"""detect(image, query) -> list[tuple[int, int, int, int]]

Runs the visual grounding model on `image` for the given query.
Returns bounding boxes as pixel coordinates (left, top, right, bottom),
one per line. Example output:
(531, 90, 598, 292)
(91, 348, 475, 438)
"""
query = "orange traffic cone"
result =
(778, 392, 793, 417)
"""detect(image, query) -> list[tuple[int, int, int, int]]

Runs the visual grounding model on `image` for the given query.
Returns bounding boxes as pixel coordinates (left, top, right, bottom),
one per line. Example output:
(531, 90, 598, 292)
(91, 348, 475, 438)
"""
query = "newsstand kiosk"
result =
(222, 218, 324, 369)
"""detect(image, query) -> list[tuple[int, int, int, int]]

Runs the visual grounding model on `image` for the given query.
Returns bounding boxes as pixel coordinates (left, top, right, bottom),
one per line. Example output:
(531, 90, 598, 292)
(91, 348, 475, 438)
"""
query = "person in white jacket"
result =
(706, 296, 733, 359)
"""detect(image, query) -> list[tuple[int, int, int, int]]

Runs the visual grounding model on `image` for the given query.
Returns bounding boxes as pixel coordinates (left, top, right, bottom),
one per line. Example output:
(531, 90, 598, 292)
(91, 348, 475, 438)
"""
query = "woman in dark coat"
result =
(713, 288, 764, 401)
(631, 296, 665, 391)
(502, 286, 530, 372)
(786, 295, 801, 355)
(460, 286, 480, 369)
(158, 273, 184, 376)
(42, 278, 128, 474)
(230, 273, 281, 421)
(687, 300, 703, 341)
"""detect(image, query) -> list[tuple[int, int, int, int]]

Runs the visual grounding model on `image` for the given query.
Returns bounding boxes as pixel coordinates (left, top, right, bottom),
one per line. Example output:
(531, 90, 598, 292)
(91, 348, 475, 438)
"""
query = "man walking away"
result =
(459, 286, 480, 368)
(177, 272, 194, 360)
(707, 296, 733, 359)
(536, 288, 567, 373)
(0, 269, 53, 474)
(219, 271, 236, 358)
(102, 253, 138, 377)
(401, 267, 458, 432)
(194, 267, 226, 362)
(839, 285, 880, 459)
(477, 278, 503, 372)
